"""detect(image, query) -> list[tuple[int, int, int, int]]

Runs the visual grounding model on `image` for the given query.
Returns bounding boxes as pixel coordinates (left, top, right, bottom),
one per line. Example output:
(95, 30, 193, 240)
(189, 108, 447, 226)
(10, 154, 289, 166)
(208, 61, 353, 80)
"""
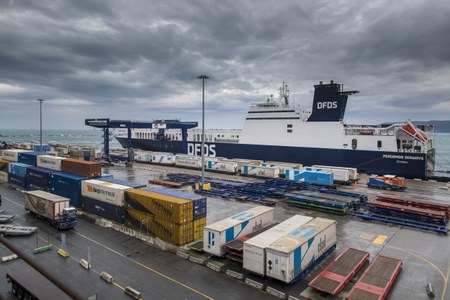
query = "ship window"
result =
(217, 134, 220, 137)
(377, 140, 382, 148)
(287, 129, 293, 133)
(352, 139, 357, 150)
(237, 135, 239, 138)
(287, 124, 293, 128)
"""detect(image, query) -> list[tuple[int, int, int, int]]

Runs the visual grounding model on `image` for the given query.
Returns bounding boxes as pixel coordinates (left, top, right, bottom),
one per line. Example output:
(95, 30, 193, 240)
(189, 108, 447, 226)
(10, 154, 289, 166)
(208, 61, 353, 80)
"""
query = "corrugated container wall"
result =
(1, 149, 32, 162)
(204, 206, 274, 256)
(141, 187, 207, 220)
(125, 189, 194, 224)
(8, 162, 30, 177)
(37, 155, 66, 171)
(0, 171, 8, 183)
(265, 218, 337, 283)
(18, 152, 49, 166)
(82, 196, 125, 223)
(243, 215, 314, 276)
(8, 174, 26, 187)
(61, 158, 101, 178)
(33, 144, 51, 152)
(81, 179, 132, 206)
(100, 178, 146, 188)
(125, 208, 194, 245)
(26, 166, 55, 183)
(0, 160, 9, 172)
(50, 172, 86, 208)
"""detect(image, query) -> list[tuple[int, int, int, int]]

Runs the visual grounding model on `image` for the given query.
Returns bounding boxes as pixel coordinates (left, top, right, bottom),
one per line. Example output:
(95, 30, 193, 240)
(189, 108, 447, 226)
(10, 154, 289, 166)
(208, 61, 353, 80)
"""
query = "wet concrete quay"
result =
(1, 162, 449, 300)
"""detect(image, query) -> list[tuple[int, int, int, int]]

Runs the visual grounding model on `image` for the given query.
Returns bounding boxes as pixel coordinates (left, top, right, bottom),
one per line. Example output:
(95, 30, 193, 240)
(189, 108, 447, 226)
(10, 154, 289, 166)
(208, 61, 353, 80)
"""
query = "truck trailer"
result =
(7, 266, 72, 300)
(24, 190, 77, 230)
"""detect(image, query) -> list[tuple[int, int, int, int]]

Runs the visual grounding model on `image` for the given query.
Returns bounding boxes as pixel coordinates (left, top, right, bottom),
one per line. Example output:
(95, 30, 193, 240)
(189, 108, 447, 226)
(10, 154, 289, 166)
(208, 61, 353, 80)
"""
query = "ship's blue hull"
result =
(116, 137, 433, 178)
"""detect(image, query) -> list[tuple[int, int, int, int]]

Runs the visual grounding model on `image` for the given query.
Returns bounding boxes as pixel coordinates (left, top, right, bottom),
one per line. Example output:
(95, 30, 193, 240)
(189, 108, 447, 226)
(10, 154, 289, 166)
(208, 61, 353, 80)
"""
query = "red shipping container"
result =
(61, 158, 101, 178)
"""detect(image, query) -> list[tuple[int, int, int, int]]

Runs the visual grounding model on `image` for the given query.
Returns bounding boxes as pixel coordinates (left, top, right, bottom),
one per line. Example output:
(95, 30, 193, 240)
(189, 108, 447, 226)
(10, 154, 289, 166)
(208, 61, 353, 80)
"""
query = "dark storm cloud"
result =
(0, 0, 449, 129)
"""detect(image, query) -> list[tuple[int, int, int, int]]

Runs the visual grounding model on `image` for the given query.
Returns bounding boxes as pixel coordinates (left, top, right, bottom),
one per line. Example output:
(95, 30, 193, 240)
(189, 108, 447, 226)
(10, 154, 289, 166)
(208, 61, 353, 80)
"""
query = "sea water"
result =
(1, 129, 449, 171)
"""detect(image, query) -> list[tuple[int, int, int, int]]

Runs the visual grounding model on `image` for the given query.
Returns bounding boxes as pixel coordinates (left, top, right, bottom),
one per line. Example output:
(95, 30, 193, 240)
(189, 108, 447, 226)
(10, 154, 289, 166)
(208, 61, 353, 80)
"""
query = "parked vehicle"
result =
(24, 190, 77, 230)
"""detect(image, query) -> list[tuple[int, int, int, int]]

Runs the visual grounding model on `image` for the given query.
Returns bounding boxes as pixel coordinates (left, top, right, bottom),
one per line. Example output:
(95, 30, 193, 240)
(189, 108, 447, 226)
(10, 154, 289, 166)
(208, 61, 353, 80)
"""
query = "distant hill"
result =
(414, 120, 450, 133)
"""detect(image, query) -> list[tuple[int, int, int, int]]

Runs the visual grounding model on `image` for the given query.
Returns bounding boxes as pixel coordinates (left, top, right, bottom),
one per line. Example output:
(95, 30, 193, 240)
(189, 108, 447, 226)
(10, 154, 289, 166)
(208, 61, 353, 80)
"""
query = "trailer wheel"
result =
(17, 287, 24, 299)
(12, 282, 18, 295)
(24, 292, 32, 300)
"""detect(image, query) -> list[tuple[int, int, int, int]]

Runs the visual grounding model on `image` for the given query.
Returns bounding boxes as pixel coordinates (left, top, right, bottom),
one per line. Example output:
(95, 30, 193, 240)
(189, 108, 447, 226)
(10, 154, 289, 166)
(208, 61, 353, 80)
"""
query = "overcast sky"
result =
(1, 0, 449, 130)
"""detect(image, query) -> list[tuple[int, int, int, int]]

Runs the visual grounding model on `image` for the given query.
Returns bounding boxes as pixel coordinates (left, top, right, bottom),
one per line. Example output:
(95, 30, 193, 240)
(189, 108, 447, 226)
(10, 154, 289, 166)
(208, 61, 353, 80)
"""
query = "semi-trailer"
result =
(24, 190, 77, 230)
(7, 266, 72, 300)
(204, 206, 274, 256)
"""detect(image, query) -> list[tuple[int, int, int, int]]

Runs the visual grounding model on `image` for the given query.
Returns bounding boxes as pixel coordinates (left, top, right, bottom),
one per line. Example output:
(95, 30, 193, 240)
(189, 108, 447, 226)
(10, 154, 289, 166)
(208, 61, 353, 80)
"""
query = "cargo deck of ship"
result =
(1, 162, 450, 300)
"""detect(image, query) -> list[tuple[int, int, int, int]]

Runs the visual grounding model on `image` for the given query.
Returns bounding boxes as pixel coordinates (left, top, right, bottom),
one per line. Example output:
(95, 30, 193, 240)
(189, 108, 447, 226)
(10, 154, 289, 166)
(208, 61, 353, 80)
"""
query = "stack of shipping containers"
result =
(124, 187, 207, 245)
(8, 162, 29, 188)
(203, 206, 274, 256)
(81, 179, 133, 223)
(243, 215, 313, 276)
(26, 166, 55, 191)
(50, 173, 86, 208)
(0, 159, 9, 183)
(265, 217, 337, 283)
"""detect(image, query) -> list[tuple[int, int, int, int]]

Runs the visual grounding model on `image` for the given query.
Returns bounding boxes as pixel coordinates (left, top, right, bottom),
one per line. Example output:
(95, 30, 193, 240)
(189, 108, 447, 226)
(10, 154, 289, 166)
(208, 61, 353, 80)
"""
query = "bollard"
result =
(426, 282, 435, 298)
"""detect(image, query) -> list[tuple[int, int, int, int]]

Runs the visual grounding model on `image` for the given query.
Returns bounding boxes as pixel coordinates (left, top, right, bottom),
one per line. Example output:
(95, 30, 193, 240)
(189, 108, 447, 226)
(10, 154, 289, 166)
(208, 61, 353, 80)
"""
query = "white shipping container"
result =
(0, 170, 8, 183)
(312, 165, 358, 180)
(151, 153, 175, 165)
(175, 157, 202, 169)
(81, 179, 132, 206)
(265, 218, 337, 283)
(205, 160, 238, 174)
(227, 159, 263, 172)
(37, 155, 66, 171)
(204, 206, 274, 257)
(24, 190, 71, 221)
(242, 165, 280, 178)
(264, 161, 302, 171)
(243, 215, 313, 276)
(1, 149, 32, 162)
(134, 153, 152, 162)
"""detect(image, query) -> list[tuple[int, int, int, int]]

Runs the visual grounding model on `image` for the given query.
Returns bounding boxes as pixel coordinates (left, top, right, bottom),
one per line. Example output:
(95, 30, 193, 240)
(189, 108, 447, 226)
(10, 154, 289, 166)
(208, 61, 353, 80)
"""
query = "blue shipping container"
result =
(303, 171, 334, 186)
(33, 144, 51, 152)
(26, 178, 50, 192)
(141, 186, 207, 220)
(52, 188, 82, 208)
(26, 166, 55, 183)
(8, 162, 30, 178)
(100, 173, 113, 179)
(50, 172, 86, 191)
(18, 152, 48, 166)
(100, 178, 146, 188)
(82, 196, 125, 223)
(192, 198, 207, 220)
(8, 173, 26, 187)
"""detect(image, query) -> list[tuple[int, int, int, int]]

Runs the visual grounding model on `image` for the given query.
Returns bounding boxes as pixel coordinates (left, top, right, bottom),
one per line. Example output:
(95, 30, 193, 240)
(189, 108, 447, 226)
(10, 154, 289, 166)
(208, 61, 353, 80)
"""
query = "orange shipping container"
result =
(61, 158, 101, 178)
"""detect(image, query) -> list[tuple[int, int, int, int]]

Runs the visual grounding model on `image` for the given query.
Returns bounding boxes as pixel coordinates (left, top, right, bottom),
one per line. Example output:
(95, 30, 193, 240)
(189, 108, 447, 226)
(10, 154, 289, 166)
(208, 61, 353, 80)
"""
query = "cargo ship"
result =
(115, 81, 435, 178)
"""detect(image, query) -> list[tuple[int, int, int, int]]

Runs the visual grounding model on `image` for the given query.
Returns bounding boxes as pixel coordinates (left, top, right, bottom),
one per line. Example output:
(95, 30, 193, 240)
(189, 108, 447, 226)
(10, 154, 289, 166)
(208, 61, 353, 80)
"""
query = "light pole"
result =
(37, 99, 45, 150)
(198, 75, 209, 190)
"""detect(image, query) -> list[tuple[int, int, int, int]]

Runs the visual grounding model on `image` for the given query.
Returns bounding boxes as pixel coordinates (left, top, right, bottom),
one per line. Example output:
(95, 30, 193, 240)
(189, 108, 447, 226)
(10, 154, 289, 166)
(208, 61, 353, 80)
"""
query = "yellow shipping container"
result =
(125, 189, 193, 224)
(193, 217, 206, 240)
(126, 208, 194, 245)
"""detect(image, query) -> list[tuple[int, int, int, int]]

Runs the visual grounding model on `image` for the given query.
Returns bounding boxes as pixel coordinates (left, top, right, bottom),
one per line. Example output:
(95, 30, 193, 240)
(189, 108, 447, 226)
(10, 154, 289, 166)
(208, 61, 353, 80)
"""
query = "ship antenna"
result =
(279, 82, 290, 106)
